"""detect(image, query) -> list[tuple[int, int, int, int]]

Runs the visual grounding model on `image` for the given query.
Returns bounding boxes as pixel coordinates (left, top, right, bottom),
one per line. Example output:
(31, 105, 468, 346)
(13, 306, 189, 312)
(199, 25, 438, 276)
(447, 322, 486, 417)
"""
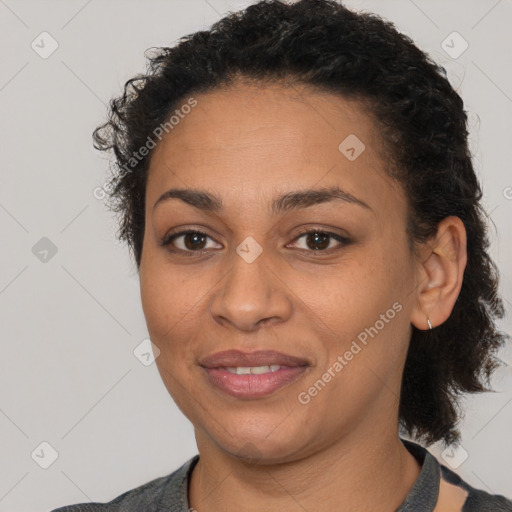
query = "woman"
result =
(53, 0, 512, 510)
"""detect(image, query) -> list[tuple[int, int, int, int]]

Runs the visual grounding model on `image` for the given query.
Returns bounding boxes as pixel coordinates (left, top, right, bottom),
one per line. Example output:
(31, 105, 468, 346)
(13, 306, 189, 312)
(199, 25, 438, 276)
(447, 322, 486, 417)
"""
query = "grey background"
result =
(0, 0, 511, 510)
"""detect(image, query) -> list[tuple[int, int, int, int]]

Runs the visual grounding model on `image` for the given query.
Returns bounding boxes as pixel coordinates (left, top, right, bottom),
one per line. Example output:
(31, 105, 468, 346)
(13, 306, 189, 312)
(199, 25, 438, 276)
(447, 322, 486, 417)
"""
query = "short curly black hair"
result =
(93, 0, 508, 446)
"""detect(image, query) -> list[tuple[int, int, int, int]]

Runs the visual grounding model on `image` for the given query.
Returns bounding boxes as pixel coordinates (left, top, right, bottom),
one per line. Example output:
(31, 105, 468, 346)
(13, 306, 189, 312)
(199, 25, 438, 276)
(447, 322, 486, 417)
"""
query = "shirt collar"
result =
(157, 438, 441, 512)
(395, 439, 441, 511)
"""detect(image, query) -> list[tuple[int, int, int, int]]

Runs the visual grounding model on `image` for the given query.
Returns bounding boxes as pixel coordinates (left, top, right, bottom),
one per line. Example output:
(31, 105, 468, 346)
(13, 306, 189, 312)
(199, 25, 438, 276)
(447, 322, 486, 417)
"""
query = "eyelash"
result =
(160, 227, 352, 257)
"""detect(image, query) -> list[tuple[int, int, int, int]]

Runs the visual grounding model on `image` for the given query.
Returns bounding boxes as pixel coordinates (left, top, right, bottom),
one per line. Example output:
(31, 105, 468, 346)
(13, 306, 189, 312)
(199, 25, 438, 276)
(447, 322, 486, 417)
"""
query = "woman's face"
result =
(140, 82, 420, 463)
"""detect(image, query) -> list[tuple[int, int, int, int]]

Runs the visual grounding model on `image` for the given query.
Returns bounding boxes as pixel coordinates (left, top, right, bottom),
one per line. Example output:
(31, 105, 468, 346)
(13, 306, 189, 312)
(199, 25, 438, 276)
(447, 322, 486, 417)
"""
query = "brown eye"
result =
(161, 230, 221, 255)
(290, 230, 350, 252)
(182, 232, 207, 250)
(305, 232, 330, 250)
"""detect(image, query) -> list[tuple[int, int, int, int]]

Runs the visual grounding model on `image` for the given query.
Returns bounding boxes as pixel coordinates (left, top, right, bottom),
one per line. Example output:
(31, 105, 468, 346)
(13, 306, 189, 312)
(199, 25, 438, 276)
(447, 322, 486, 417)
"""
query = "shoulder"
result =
(439, 464, 512, 512)
(51, 455, 199, 512)
(399, 439, 512, 512)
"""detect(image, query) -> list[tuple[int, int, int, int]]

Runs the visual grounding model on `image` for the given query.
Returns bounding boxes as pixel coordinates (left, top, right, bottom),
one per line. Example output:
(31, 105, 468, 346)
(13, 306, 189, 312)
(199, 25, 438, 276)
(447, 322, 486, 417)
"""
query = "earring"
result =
(427, 317, 433, 330)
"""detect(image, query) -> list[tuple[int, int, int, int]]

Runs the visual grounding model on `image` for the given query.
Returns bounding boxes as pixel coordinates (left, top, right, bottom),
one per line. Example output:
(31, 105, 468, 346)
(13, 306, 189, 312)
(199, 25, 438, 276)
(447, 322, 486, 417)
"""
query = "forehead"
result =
(146, 81, 405, 218)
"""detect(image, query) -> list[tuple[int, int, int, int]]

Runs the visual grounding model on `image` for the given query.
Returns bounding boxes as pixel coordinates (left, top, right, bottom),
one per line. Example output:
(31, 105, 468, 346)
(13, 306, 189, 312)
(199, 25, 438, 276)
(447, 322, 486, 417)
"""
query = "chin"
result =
(207, 417, 312, 464)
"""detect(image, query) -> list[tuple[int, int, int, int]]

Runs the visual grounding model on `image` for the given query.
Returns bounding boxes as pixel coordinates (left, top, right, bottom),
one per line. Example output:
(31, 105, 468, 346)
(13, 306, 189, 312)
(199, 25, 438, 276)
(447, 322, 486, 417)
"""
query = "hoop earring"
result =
(427, 317, 433, 330)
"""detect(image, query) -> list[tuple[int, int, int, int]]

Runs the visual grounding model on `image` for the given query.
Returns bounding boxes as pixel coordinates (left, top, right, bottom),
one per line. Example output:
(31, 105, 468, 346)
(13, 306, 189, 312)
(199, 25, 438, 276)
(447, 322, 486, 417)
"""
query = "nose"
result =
(209, 245, 293, 332)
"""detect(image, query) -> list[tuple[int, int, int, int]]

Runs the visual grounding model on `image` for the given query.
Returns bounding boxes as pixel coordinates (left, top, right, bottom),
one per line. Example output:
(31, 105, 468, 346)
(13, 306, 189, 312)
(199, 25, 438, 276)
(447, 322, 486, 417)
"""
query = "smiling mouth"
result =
(223, 365, 283, 374)
(202, 365, 309, 398)
(199, 350, 310, 399)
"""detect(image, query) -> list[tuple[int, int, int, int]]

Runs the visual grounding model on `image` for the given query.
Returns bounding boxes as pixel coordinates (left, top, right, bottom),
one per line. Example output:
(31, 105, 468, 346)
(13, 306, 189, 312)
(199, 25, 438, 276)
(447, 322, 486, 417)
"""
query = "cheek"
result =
(139, 254, 221, 381)
(140, 245, 195, 336)
(340, 243, 413, 368)
(306, 249, 386, 325)
(140, 260, 201, 407)
(317, 239, 412, 359)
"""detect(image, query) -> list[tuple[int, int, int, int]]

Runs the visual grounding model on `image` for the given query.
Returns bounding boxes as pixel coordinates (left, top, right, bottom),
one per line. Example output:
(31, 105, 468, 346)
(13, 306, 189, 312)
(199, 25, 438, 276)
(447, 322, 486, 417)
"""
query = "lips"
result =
(199, 349, 310, 399)
(199, 349, 310, 369)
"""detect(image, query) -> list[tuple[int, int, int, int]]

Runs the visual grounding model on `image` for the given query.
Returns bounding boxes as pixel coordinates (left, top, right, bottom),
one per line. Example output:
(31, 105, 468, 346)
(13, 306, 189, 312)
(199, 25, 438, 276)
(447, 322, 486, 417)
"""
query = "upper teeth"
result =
(225, 365, 281, 375)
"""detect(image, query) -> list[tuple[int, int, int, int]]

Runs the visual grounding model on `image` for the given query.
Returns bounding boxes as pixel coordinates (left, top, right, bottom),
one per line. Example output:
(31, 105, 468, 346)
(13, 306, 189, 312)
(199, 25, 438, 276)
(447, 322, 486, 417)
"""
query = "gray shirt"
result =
(51, 439, 512, 511)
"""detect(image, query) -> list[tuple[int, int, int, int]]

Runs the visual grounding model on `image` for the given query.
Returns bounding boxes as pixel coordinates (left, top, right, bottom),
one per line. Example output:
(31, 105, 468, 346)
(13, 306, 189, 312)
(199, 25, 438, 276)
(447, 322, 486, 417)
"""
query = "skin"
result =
(139, 81, 467, 511)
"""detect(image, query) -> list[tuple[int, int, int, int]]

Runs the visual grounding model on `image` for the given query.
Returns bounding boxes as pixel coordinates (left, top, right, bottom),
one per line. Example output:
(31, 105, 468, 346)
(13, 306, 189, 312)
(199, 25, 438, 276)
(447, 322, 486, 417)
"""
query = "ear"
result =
(411, 216, 467, 331)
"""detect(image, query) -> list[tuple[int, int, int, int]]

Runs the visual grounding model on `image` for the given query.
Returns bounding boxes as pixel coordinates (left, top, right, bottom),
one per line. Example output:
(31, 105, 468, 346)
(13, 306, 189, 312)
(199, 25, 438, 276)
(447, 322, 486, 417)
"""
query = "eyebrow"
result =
(153, 185, 372, 214)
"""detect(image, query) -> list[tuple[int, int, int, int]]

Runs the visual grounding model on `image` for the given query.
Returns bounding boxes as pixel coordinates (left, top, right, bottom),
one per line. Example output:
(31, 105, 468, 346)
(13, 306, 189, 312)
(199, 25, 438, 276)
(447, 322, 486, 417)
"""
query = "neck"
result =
(189, 426, 421, 512)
